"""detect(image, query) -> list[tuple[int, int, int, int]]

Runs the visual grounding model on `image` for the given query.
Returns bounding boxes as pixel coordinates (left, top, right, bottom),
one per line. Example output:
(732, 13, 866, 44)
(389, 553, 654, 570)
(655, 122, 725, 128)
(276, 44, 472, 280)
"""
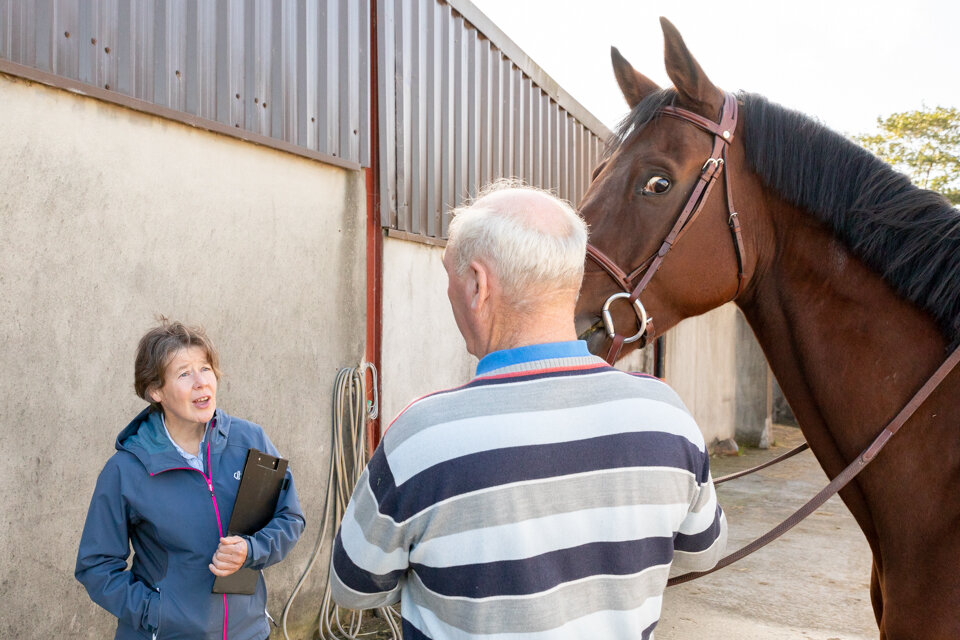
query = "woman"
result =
(76, 319, 305, 639)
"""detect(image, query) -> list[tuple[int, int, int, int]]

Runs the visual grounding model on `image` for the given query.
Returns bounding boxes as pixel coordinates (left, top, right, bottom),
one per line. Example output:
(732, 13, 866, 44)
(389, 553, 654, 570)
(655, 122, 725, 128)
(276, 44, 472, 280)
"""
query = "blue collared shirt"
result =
(475, 340, 592, 376)
(160, 413, 207, 472)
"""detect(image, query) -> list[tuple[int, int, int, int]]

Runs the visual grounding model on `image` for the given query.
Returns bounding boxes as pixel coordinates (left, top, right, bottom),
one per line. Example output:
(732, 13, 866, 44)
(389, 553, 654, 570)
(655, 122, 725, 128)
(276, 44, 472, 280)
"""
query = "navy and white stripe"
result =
(331, 353, 726, 639)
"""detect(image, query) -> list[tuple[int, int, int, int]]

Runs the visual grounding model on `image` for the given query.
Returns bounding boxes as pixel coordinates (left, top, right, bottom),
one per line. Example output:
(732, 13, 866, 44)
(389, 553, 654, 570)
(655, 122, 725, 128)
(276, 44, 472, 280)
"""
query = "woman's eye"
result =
(179, 371, 190, 378)
(642, 176, 671, 195)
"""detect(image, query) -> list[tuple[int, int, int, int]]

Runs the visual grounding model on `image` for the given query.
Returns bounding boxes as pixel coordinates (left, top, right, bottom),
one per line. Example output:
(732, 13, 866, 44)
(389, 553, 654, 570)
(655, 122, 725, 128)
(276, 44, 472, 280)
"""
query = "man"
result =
(330, 182, 727, 639)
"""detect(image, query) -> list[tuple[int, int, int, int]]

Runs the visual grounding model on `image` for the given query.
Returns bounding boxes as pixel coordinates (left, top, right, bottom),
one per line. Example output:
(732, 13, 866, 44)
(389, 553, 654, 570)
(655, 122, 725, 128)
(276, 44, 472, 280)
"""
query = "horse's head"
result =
(576, 18, 758, 361)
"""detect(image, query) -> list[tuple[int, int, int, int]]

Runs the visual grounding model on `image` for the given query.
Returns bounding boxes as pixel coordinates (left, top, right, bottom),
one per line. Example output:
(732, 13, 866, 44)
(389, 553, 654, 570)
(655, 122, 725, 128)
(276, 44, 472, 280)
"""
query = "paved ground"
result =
(657, 425, 878, 640)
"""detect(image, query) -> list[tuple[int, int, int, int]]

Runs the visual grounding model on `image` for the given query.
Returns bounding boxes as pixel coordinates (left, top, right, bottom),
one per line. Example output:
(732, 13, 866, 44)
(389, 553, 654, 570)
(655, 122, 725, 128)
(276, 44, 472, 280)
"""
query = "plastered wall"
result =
(0, 73, 366, 638)
(380, 239, 477, 424)
(665, 304, 740, 447)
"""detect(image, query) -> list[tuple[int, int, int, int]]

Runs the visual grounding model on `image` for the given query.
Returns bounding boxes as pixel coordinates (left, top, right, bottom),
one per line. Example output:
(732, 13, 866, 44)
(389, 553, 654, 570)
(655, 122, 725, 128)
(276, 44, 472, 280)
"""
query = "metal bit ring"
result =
(600, 292, 649, 344)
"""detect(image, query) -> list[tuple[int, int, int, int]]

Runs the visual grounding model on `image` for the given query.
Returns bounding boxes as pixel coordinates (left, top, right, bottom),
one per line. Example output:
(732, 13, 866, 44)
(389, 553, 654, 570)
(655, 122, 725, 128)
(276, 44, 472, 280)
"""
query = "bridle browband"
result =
(586, 92, 746, 364)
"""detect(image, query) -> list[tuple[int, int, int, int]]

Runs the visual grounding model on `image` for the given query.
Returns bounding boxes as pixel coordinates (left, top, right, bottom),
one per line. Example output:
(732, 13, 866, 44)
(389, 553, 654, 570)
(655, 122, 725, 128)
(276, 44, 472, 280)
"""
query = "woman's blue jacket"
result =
(75, 407, 305, 639)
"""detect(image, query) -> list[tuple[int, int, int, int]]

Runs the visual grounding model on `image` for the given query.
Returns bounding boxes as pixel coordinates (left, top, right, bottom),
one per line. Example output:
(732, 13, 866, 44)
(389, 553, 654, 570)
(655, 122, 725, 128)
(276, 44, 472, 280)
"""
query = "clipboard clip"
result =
(254, 453, 280, 470)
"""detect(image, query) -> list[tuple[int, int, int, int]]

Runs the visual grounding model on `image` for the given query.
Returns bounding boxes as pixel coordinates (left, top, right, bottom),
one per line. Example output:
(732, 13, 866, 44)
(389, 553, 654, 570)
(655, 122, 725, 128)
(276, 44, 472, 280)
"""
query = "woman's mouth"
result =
(193, 396, 212, 408)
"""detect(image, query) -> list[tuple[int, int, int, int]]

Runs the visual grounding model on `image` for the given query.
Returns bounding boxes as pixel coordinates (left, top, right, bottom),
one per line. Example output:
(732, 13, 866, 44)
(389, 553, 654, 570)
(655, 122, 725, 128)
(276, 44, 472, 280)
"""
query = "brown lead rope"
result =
(668, 343, 960, 587)
(713, 442, 809, 485)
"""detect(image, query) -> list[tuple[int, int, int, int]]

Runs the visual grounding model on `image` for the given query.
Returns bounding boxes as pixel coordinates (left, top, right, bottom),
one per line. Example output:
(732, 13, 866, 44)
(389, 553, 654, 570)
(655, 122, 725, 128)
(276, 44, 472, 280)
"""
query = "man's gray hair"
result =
(447, 180, 589, 302)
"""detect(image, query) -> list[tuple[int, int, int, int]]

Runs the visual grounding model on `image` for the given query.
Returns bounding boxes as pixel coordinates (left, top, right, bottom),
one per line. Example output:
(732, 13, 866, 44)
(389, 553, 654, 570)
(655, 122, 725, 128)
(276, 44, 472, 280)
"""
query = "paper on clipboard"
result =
(212, 448, 288, 595)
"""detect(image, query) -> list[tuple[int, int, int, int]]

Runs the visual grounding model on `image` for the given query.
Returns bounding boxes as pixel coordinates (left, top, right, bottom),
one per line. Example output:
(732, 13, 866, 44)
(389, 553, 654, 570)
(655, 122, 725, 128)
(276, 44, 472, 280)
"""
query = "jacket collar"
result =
(117, 407, 230, 475)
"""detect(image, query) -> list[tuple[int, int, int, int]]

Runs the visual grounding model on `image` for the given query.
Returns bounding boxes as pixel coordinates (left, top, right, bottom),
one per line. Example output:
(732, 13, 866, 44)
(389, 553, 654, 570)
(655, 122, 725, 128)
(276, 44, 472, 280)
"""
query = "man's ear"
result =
(468, 260, 491, 311)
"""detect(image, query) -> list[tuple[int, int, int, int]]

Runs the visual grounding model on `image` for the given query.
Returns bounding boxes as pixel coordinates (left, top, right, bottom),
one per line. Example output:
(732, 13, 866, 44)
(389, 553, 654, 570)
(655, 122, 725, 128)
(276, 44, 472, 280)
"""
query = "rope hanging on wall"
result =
(281, 365, 400, 640)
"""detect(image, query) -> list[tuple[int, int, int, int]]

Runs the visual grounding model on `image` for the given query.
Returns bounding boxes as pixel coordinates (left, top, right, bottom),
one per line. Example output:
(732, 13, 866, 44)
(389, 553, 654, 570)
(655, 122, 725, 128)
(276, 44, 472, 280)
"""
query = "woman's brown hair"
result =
(134, 317, 222, 410)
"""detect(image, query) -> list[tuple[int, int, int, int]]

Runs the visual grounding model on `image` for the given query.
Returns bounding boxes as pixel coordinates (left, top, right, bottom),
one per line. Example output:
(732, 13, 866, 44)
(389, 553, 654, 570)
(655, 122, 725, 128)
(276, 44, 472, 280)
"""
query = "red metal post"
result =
(364, 0, 384, 453)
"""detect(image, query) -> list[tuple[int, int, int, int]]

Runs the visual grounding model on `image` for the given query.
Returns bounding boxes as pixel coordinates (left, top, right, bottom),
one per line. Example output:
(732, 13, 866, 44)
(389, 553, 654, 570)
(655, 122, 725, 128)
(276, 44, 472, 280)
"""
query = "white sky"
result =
(470, 0, 960, 136)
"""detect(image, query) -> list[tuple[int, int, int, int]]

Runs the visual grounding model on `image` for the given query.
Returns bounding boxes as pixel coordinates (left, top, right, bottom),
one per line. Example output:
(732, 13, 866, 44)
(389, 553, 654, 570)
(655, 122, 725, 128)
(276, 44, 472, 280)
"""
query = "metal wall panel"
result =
(379, 0, 612, 240)
(0, 0, 370, 167)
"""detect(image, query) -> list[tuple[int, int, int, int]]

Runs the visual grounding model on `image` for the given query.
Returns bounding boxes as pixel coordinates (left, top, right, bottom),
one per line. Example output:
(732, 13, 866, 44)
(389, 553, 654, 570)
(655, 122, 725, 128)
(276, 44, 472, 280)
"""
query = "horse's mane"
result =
(611, 89, 960, 346)
(739, 92, 960, 346)
(609, 88, 679, 152)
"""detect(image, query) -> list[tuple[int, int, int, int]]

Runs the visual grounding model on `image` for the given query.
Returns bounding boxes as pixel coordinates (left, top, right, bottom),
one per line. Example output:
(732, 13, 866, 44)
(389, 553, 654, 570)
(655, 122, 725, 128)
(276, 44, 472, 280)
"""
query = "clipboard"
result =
(212, 448, 288, 595)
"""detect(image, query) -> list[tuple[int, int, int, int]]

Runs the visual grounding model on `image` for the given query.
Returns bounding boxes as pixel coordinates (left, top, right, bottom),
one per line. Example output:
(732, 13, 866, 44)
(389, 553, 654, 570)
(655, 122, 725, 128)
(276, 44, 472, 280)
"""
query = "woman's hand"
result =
(208, 536, 248, 576)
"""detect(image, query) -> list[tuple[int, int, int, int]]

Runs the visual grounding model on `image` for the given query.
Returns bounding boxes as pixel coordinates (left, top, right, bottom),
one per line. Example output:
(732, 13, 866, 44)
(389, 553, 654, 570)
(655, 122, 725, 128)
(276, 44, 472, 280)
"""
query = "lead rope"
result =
(668, 342, 960, 586)
(280, 365, 401, 639)
(713, 442, 809, 485)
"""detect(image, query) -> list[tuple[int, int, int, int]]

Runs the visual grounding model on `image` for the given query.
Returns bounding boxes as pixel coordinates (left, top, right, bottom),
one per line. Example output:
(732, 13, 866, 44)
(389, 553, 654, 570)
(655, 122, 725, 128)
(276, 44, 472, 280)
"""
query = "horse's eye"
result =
(642, 176, 671, 195)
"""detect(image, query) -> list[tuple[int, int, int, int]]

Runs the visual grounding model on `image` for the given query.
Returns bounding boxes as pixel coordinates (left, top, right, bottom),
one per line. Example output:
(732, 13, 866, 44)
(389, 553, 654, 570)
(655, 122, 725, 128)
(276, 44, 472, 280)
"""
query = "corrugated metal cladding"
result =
(0, 0, 370, 166)
(378, 0, 612, 240)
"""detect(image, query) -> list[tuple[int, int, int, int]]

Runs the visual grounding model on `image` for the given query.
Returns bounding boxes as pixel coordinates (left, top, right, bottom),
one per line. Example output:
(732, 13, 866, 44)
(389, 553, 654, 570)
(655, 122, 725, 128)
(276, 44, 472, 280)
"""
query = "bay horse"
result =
(575, 17, 960, 640)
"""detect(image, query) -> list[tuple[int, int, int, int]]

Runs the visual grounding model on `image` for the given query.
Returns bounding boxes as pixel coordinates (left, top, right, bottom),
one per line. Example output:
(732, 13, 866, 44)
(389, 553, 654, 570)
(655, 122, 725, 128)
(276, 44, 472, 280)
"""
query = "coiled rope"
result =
(281, 364, 401, 639)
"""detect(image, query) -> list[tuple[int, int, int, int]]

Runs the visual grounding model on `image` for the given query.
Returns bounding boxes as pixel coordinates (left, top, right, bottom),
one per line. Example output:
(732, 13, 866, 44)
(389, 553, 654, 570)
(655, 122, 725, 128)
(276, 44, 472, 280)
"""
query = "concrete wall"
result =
(664, 305, 772, 450)
(380, 238, 477, 424)
(0, 73, 366, 639)
(735, 311, 773, 448)
(380, 237, 655, 428)
(665, 305, 739, 448)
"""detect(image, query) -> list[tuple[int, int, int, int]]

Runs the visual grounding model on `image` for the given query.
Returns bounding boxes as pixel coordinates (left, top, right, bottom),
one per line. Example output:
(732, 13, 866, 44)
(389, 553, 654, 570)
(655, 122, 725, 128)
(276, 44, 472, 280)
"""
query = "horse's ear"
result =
(660, 17, 723, 117)
(611, 46, 660, 109)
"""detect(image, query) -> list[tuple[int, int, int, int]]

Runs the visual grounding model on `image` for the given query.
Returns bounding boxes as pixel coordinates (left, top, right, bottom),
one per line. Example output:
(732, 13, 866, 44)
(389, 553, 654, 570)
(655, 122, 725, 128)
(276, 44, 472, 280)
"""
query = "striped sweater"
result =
(331, 342, 727, 639)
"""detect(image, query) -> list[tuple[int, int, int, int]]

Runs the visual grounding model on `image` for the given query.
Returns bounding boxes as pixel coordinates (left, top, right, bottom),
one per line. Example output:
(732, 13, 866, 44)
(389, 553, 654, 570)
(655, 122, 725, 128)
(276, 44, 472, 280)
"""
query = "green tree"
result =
(855, 106, 960, 205)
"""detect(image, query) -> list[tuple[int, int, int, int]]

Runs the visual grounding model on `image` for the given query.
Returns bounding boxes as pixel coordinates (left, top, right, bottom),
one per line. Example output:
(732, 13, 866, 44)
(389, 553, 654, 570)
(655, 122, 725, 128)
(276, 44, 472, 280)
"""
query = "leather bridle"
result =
(582, 90, 960, 587)
(586, 92, 745, 364)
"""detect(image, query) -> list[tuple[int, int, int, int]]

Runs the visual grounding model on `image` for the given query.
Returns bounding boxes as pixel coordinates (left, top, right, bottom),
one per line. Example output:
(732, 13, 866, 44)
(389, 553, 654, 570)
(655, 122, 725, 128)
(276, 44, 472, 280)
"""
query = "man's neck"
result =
(491, 326, 578, 354)
(478, 300, 578, 358)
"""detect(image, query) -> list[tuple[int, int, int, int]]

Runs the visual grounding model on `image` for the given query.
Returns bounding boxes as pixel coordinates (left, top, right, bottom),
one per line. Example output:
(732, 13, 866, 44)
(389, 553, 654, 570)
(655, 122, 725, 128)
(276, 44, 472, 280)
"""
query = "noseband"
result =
(586, 92, 746, 364)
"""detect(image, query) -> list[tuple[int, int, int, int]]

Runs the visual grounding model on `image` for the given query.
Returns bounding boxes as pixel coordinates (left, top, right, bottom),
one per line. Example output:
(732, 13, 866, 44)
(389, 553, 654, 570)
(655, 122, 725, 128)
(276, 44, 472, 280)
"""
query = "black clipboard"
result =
(212, 448, 288, 595)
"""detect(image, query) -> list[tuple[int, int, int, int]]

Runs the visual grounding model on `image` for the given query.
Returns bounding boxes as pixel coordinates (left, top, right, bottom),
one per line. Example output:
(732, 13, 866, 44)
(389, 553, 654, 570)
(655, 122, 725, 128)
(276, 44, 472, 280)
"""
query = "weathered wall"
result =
(380, 238, 476, 424)
(0, 73, 366, 639)
(663, 306, 772, 451)
(380, 237, 654, 427)
(664, 304, 739, 448)
(735, 310, 773, 448)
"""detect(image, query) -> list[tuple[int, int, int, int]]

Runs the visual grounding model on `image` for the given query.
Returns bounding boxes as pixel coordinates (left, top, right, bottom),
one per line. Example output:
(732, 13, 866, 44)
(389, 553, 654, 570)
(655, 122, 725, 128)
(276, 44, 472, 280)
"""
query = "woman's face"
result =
(149, 345, 218, 432)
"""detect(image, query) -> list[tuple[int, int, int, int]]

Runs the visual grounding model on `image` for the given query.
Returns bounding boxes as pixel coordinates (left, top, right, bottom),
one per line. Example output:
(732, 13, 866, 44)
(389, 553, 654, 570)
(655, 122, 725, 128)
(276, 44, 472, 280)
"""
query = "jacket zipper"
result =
(205, 439, 230, 640)
(152, 586, 162, 640)
(150, 433, 228, 639)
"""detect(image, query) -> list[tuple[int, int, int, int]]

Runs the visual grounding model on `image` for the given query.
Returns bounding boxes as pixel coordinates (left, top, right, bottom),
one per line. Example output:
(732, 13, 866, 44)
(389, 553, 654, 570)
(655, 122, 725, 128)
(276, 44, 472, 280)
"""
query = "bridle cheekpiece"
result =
(586, 92, 745, 364)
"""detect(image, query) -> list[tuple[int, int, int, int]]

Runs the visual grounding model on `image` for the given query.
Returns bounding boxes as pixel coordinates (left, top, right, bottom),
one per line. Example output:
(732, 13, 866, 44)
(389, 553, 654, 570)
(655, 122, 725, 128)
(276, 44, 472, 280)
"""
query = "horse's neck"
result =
(738, 201, 949, 493)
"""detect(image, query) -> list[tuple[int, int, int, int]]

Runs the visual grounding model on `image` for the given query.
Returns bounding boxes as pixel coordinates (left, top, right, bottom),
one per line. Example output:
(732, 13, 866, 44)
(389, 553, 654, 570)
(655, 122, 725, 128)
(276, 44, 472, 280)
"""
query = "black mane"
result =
(611, 89, 960, 346)
(740, 92, 960, 346)
(609, 88, 678, 152)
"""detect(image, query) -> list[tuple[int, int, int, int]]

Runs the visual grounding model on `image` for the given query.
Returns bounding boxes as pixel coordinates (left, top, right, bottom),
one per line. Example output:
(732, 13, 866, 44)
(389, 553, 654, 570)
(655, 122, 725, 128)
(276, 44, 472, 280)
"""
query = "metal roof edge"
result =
(0, 59, 363, 173)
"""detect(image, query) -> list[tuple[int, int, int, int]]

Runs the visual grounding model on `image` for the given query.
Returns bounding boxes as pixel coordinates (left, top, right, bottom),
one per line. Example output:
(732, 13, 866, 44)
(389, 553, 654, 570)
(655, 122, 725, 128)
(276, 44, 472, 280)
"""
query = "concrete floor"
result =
(658, 425, 878, 640)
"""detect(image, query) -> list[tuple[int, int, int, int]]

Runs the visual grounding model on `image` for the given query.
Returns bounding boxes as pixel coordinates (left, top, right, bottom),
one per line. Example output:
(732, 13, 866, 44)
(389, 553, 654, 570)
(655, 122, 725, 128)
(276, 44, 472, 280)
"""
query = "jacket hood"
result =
(116, 406, 230, 475)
